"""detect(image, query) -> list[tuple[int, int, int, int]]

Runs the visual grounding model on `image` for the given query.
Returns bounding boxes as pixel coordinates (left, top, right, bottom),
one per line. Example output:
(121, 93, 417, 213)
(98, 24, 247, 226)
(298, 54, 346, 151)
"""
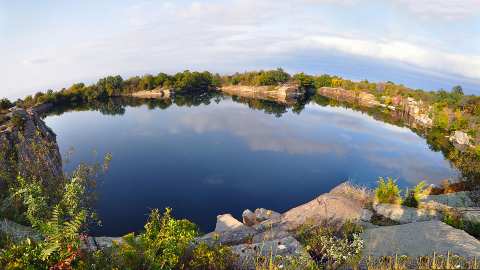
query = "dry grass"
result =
(329, 182, 374, 207)
(364, 253, 480, 270)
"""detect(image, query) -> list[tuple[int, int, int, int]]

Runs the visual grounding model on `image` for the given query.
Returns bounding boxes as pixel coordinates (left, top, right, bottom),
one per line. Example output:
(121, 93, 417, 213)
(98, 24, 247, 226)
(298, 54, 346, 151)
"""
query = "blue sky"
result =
(1, 0, 479, 99)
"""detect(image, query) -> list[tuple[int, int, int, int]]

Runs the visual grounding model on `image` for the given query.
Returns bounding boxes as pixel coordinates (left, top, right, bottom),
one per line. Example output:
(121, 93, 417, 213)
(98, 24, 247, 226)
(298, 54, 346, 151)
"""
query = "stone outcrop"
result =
(0, 108, 63, 190)
(127, 88, 172, 99)
(317, 87, 380, 107)
(373, 203, 442, 224)
(362, 221, 480, 257)
(220, 83, 304, 105)
(316, 88, 434, 128)
(392, 96, 433, 127)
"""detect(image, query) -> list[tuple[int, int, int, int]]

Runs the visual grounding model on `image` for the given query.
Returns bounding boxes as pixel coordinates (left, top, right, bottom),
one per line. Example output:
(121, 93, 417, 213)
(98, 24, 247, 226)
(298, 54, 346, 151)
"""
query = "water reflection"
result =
(44, 93, 462, 236)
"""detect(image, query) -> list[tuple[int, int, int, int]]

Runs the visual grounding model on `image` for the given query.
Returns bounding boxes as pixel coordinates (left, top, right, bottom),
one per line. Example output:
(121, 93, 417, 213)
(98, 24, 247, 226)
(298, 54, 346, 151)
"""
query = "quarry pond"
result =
(44, 95, 458, 236)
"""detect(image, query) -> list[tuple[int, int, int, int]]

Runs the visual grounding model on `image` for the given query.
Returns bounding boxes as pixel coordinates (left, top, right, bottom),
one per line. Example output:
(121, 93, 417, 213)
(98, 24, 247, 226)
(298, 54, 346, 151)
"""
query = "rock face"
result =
(0, 108, 63, 191)
(362, 221, 480, 257)
(220, 83, 303, 105)
(128, 89, 171, 99)
(373, 203, 441, 224)
(317, 87, 380, 107)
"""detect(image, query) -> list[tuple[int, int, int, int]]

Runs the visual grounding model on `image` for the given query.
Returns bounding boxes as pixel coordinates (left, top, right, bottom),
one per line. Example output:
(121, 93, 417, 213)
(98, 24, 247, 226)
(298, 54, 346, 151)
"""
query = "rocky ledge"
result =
(0, 107, 63, 189)
(2, 182, 480, 268)
(220, 83, 304, 105)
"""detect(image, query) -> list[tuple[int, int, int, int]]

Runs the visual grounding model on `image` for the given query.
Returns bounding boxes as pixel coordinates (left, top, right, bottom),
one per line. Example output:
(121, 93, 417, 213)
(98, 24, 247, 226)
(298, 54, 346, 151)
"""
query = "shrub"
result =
(402, 181, 427, 208)
(109, 208, 199, 269)
(297, 220, 364, 269)
(375, 177, 402, 204)
(186, 242, 236, 270)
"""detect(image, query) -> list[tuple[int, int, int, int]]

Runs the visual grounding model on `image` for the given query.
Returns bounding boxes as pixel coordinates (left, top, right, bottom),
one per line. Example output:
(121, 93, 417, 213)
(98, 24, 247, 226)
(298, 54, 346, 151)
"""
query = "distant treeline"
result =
(2, 69, 480, 136)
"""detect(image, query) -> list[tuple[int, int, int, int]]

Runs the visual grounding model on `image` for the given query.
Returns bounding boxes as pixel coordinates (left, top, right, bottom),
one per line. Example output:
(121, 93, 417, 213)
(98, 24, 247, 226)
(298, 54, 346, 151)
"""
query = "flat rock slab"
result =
(362, 221, 480, 257)
(374, 203, 441, 224)
(420, 191, 474, 208)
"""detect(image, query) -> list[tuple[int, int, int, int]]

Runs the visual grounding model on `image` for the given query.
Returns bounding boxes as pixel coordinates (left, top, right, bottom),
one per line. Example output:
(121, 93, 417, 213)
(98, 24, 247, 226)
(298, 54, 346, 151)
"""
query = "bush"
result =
(297, 220, 364, 269)
(375, 177, 402, 204)
(402, 181, 427, 208)
(109, 208, 199, 269)
(186, 242, 236, 270)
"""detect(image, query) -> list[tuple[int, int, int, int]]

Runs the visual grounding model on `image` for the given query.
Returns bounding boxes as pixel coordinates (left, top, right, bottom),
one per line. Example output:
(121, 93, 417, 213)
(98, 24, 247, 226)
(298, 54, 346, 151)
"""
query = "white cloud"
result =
(394, 0, 480, 20)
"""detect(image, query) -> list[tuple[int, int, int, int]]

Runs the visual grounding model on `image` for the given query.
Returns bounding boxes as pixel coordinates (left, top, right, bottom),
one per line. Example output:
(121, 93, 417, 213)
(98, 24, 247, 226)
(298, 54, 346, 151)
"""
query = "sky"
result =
(1, 0, 480, 99)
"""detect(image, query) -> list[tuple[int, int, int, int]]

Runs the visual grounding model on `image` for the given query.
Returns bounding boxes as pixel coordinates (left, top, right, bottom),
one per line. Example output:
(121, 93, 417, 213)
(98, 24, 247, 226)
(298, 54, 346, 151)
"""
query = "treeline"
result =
(5, 71, 220, 109)
(221, 68, 291, 86)
(2, 69, 480, 138)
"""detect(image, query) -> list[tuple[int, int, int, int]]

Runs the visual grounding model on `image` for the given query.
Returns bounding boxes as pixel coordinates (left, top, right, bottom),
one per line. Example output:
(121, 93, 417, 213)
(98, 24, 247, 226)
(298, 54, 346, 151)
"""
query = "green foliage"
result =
(375, 177, 402, 204)
(224, 68, 290, 86)
(297, 220, 363, 269)
(0, 98, 13, 110)
(402, 181, 427, 208)
(108, 208, 199, 269)
(186, 242, 236, 270)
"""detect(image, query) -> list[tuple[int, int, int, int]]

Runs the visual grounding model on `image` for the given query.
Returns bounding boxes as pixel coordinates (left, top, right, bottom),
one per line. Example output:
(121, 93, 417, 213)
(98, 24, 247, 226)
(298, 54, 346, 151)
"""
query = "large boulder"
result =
(373, 203, 441, 224)
(281, 192, 365, 230)
(362, 221, 480, 257)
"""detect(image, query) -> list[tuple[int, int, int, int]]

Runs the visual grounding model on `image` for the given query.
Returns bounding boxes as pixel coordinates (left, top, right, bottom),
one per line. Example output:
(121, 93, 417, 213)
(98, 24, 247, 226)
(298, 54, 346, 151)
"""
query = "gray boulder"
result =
(373, 203, 441, 224)
(362, 220, 480, 257)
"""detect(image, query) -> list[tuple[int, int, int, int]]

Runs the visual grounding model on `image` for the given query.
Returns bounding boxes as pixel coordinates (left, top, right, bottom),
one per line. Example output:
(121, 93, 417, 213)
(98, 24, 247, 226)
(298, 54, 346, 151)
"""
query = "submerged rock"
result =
(362, 220, 480, 257)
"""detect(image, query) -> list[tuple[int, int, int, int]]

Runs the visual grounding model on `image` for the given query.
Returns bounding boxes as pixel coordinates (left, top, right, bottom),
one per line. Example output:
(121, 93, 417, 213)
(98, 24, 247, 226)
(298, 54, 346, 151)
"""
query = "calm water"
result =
(45, 96, 458, 236)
